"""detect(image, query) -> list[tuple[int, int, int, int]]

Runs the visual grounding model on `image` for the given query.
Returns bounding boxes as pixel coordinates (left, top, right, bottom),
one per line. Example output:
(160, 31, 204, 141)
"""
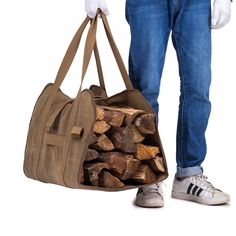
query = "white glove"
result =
(85, 0, 109, 18)
(211, 0, 231, 29)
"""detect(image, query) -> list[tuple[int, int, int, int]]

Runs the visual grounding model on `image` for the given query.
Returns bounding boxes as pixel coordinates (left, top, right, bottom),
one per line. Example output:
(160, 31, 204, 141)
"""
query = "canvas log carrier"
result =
(23, 10, 168, 191)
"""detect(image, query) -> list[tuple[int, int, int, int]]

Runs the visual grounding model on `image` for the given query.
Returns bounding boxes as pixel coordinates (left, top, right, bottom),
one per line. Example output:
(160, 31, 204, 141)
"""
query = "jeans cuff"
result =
(175, 166, 203, 178)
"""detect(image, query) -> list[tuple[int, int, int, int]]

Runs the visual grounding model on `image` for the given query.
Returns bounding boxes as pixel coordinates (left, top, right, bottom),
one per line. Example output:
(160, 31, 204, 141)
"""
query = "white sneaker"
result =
(135, 183, 164, 208)
(171, 175, 230, 205)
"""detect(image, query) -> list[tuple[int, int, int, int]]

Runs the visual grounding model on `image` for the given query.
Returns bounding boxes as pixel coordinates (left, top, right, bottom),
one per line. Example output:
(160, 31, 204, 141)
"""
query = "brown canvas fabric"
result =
(23, 10, 168, 191)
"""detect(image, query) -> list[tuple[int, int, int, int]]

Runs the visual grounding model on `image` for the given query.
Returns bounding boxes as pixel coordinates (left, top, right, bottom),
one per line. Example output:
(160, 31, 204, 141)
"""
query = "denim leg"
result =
(125, 0, 171, 116)
(171, 0, 212, 177)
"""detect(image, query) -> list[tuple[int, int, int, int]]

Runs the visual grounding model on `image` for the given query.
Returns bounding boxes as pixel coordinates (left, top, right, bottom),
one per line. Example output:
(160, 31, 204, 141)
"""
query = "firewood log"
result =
(83, 162, 110, 186)
(99, 152, 130, 174)
(130, 164, 158, 184)
(90, 134, 115, 151)
(112, 158, 141, 180)
(85, 148, 100, 162)
(95, 105, 125, 126)
(99, 105, 145, 125)
(135, 143, 160, 160)
(108, 126, 136, 153)
(100, 152, 141, 180)
(131, 124, 145, 143)
(96, 106, 105, 120)
(89, 132, 98, 145)
(98, 171, 125, 188)
(93, 120, 111, 134)
(145, 156, 165, 173)
(103, 110, 125, 127)
(133, 113, 156, 134)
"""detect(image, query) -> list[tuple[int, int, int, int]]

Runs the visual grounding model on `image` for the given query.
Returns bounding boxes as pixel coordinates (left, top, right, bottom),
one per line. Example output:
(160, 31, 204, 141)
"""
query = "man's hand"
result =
(211, 0, 231, 29)
(85, 0, 109, 18)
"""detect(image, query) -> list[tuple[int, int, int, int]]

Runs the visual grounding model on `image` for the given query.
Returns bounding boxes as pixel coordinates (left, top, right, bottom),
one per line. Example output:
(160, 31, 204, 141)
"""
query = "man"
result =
(85, 0, 231, 207)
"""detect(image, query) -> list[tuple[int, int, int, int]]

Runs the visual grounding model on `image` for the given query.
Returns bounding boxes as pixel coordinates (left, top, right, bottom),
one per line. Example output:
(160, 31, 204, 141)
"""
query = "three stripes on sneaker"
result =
(187, 183, 203, 197)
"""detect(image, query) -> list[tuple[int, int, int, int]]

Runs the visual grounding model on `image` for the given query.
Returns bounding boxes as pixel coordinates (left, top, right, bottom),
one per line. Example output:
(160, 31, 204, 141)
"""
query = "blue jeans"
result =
(125, 0, 212, 177)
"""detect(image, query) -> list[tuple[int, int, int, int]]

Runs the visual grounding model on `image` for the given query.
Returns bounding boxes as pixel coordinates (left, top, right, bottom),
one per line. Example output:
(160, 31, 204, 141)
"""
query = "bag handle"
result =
(94, 41, 107, 95)
(52, 16, 107, 93)
(79, 10, 133, 92)
(53, 10, 133, 92)
(100, 11, 133, 90)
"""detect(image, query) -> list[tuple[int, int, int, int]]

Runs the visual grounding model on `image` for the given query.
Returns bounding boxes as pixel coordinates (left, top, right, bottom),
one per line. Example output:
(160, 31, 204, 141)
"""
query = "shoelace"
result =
(190, 175, 218, 191)
(142, 183, 162, 194)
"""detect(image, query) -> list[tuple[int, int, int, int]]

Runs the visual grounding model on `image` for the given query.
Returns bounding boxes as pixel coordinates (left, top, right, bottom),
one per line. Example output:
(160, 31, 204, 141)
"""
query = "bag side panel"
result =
(64, 90, 96, 188)
(23, 84, 54, 179)
(24, 82, 72, 184)
(37, 102, 72, 184)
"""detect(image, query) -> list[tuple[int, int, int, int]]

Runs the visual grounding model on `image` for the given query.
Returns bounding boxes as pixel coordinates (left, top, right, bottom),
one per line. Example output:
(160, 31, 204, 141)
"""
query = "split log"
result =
(113, 158, 141, 180)
(99, 152, 130, 174)
(99, 171, 125, 188)
(90, 134, 115, 151)
(134, 113, 156, 134)
(99, 105, 145, 125)
(95, 105, 125, 127)
(145, 156, 165, 173)
(85, 148, 100, 162)
(135, 143, 160, 160)
(93, 120, 111, 134)
(131, 124, 145, 143)
(96, 106, 105, 120)
(89, 132, 98, 145)
(130, 164, 158, 184)
(103, 110, 125, 127)
(108, 126, 136, 153)
(83, 162, 110, 186)
(100, 152, 141, 180)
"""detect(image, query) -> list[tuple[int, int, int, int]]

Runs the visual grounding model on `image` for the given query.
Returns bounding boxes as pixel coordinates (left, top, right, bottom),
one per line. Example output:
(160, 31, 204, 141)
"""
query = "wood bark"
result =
(99, 152, 128, 174)
(112, 158, 141, 180)
(99, 171, 125, 188)
(130, 164, 158, 184)
(90, 134, 115, 151)
(83, 162, 110, 186)
(133, 113, 156, 134)
(103, 110, 125, 127)
(89, 132, 98, 145)
(131, 124, 145, 143)
(99, 152, 141, 180)
(85, 148, 100, 162)
(99, 105, 145, 125)
(145, 156, 165, 173)
(108, 126, 136, 153)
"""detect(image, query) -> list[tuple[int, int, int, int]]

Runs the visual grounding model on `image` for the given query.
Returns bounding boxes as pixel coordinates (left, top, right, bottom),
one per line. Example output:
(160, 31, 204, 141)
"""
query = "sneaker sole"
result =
(135, 199, 164, 208)
(171, 191, 230, 205)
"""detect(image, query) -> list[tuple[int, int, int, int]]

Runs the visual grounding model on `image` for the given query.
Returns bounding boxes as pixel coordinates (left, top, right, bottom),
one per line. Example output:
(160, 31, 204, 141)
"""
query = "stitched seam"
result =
(172, 33, 186, 168)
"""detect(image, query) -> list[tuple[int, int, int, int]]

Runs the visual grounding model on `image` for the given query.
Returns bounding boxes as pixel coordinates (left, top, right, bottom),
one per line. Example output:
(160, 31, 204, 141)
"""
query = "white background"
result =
(0, 1, 235, 236)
